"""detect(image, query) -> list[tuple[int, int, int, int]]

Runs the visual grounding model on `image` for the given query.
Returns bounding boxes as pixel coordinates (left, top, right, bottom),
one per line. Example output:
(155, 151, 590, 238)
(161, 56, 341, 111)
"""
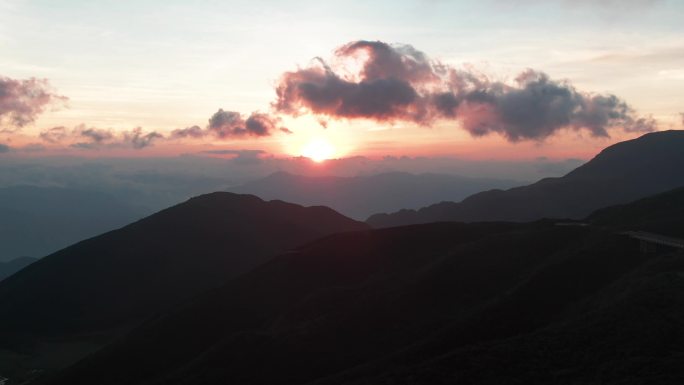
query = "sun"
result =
(301, 137, 335, 162)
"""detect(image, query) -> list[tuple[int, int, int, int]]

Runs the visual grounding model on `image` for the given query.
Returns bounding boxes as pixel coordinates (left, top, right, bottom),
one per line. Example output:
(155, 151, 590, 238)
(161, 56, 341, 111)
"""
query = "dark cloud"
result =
(208, 109, 278, 138)
(0, 143, 10, 153)
(455, 70, 655, 141)
(0, 76, 67, 129)
(207, 109, 243, 136)
(39, 124, 163, 150)
(171, 110, 283, 139)
(275, 54, 424, 123)
(275, 40, 655, 141)
(243, 113, 278, 137)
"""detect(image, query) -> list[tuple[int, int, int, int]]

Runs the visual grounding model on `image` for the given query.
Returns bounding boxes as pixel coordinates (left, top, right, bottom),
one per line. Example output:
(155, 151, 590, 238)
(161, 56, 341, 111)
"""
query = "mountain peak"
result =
(0, 192, 367, 343)
(565, 129, 684, 179)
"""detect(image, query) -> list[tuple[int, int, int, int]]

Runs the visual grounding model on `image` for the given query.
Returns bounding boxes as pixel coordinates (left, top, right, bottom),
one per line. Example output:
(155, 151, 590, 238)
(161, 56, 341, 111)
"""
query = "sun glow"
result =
(301, 137, 336, 162)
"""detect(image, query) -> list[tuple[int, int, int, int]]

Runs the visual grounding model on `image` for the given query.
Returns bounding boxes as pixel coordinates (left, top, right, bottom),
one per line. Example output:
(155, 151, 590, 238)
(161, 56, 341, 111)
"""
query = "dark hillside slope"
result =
(48, 223, 649, 385)
(0, 193, 366, 380)
(0, 256, 37, 281)
(314, 188, 684, 385)
(318, 250, 684, 385)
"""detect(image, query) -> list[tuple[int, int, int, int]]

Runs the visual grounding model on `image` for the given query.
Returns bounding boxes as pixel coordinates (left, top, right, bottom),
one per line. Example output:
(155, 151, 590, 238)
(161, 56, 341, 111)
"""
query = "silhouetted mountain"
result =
(0, 193, 366, 381)
(0, 186, 151, 261)
(0, 256, 37, 281)
(43, 183, 684, 385)
(230, 171, 522, 220)
(368, 130, 684, 227)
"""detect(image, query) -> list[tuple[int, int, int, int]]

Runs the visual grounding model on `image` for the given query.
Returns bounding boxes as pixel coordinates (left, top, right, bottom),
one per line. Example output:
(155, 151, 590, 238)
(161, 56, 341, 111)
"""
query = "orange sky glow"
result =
(1, 1, 682, 164)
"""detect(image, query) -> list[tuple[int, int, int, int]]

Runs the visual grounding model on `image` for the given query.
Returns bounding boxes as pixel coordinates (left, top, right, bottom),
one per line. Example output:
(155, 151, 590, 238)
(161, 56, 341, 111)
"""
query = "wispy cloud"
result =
(0, 75, 67, 130)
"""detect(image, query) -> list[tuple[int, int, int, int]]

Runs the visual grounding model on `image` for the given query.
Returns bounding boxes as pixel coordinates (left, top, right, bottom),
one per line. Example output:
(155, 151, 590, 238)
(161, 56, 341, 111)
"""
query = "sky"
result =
(0, 0, 683, 164)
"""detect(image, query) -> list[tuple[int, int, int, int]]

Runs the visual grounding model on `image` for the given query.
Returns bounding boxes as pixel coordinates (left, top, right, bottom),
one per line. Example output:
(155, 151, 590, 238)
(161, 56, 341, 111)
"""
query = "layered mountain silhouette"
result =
(230, 171, 521, 220)
(42, 187, 684, 385)
(0, 193, 366, 381)
(3, 132, 684, 385)
(0, 256, 36, 282)
(0, 186, 151, 261)
(368, 130, 684, 227)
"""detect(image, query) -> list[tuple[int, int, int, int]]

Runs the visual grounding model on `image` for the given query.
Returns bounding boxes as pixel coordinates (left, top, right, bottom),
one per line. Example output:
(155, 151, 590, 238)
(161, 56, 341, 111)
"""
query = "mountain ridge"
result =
(367, 130, 684, 227)
(0, 192, 367, 381)
(0, 256, 37, 282)
(230, 171, 522, 220)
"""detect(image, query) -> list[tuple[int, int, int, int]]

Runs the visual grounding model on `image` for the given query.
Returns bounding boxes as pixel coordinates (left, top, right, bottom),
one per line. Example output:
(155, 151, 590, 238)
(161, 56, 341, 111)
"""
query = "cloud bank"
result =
(40, 125, 164, 150)
(275, 40, 655, 141)
(0, 76, 67, 130)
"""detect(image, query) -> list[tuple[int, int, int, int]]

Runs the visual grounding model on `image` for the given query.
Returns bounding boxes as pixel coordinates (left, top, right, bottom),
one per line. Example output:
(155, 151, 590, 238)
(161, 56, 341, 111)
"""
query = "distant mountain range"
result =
(0, 170, 519, 261)
(0, 186, 152, 261)
(42, 186, 684, 385)
(0, 193, 366, 381)
(0, 256, 36, 282)
(229, 171, 522, 220)
(368, 130, 684, 227)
